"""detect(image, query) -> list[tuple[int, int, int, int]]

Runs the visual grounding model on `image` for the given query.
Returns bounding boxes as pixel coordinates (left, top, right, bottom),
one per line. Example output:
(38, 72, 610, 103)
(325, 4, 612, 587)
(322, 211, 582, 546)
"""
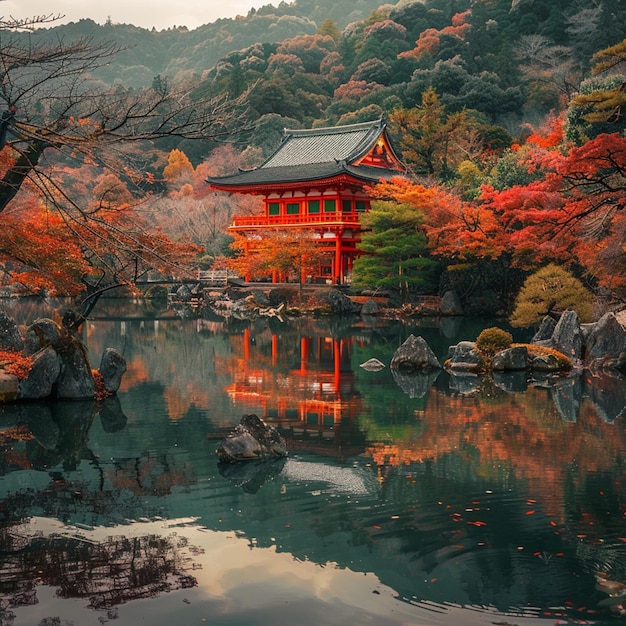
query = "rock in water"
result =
(360, 358, 385, 371)
(216, 414, 287, 463)
(390, 334, 441, 371)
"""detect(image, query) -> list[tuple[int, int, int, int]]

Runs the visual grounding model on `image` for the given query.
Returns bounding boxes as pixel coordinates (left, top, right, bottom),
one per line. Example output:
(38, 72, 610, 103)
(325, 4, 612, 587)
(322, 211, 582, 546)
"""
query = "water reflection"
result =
(0, 298, 624, 625)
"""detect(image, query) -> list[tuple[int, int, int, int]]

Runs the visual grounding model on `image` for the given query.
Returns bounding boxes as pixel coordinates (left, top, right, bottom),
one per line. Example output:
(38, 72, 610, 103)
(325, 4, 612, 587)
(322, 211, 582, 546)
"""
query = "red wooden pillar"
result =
(271, 334, 278, 365)
(334, 230, 342, 284)
(244, 239, 251, 283)
(300, 257, 307, 284)
(300, 336, 309, 375)
(333, 339, 341, 393)
(243, 328, 250, 361)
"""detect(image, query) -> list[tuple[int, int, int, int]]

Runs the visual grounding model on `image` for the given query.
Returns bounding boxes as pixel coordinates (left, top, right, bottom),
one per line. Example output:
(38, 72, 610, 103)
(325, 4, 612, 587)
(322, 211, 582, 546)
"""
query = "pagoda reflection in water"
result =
(224, 327, 367, 458)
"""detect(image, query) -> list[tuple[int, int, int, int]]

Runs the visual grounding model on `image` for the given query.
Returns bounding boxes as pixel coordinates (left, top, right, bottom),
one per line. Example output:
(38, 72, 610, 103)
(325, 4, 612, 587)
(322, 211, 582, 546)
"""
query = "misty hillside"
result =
(15, 0, 626, 163)
(26, 0, 386, 85)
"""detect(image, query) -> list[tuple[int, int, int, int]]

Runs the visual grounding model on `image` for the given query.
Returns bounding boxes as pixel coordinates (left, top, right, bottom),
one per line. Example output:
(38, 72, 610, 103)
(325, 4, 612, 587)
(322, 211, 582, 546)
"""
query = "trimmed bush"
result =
(476, 327, 513, 355)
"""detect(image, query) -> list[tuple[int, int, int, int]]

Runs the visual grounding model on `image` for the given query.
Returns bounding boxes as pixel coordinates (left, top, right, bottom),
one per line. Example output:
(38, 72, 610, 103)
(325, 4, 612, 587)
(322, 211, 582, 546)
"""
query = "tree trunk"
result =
(0, 140, 46, 212)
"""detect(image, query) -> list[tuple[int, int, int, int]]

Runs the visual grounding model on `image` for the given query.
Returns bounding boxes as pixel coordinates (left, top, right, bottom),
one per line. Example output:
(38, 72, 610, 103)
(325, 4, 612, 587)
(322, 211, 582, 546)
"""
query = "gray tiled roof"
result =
(208, 162, 400, 187)
(208, 119, 405, 189)
(263, 120, 385, 167)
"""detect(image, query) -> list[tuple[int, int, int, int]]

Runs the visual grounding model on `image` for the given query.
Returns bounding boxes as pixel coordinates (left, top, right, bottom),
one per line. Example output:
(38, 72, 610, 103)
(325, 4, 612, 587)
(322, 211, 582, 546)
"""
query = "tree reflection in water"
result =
(0, 529, 196, 612)
(0, 299, 624, 625)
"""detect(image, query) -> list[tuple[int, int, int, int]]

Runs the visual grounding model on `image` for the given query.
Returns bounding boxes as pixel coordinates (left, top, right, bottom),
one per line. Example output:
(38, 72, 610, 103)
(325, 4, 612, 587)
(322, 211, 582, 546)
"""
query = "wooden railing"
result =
(231, 212, 364, 228)
(196, 269, 232, 285)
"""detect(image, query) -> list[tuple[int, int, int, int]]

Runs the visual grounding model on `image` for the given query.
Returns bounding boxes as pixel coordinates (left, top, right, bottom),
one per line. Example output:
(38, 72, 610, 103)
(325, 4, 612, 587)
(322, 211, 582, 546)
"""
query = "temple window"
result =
(268, 202, 280, 216)
(324, 199, 336, 213)
(308, 200, 320, 214)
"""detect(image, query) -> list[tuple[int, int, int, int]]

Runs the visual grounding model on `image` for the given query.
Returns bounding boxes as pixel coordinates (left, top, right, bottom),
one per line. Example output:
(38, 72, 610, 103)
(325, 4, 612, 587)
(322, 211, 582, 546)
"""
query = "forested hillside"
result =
(27, 0, 626, 137)
(25, 0, 384, 86)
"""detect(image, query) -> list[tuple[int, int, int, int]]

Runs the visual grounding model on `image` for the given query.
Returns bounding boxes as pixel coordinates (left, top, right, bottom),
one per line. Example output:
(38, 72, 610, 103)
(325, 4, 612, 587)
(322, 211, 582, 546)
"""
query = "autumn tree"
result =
(390, 87, 472, 180)
(399, 10, 470, 62)
(351, 179, 469, 298)
(509, 264, 594, 327)
(514, 34, 579, 108)
(0, 13, 249, 297)
(162, 149, 194, 190)
(567, 40, 626, 144)
(228, 229, 325, 285)
(421, 118, 626, 305)
(147, 145, 262, 261)
(274, 34, 336, 74)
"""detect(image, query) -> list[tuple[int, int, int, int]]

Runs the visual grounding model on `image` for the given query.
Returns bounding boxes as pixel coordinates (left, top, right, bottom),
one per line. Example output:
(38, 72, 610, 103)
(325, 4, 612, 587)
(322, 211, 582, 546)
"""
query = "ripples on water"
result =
(0, 298, 624, 625)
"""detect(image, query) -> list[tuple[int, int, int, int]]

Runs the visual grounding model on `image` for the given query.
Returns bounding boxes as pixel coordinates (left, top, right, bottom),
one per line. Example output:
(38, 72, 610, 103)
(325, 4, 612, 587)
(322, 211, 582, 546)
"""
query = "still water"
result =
(0, 297, 625, 626)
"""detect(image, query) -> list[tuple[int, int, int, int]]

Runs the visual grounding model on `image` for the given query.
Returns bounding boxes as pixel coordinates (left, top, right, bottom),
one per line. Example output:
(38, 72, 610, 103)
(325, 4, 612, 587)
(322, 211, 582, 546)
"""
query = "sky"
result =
(2, 0, 266, 31)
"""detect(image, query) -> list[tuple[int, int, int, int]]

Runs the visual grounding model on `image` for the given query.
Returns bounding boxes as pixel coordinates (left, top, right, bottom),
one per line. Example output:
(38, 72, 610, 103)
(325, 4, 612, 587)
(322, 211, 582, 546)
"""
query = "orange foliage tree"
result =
(422, 124, 626, 300)
(0, 15, 249, 299)
(399, 10, 471, 61)
(228, 229, 326, 284)
(150, 146, 262, 261)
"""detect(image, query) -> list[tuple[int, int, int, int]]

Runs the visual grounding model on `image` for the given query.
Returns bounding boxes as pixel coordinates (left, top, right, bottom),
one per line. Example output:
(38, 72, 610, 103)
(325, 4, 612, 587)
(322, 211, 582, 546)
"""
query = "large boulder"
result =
(0, 311, 23, 352)
(320, 289, 361, 315)
(0, 314, 126, 402)
(531, 316, 557, 343)
(529, 351, 565, 372)
(0, 371, 19, 401)
(360, 298, 380, 316)
(23, 318, 63, 355)
(446, 341, 482, 372)
(440, 290, 463, 316)
(551, 310, 584, 361)
(99, 348, 127, 393)
(492, 346, 528, 371)
(18, 347, 61, 400)
(390, 334, 441, 371)
(216, 414, 287, 463)
(174, 284, 193, 303)
(55, 337, 96, 399)
(584, 312, 626, 371)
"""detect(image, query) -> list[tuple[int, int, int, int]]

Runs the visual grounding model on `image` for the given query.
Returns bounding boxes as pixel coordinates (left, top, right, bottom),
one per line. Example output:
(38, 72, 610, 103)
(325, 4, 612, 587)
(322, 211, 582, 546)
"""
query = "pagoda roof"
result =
(208, 119, 406, 191)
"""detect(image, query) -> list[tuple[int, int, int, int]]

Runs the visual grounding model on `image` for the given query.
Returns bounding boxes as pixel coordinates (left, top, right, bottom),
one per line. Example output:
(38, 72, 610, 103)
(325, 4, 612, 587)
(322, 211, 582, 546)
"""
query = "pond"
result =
(0, 297, 625, 626)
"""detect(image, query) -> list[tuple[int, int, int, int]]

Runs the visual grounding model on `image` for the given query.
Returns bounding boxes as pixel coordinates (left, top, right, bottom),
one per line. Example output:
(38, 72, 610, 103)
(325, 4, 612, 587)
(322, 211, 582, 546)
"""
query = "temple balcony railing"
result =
(231, 212, 364, 229)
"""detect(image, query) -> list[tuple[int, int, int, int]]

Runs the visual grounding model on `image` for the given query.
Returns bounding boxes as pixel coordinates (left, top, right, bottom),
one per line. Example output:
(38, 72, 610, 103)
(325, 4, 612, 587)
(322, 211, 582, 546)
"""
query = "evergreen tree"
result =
(352, 200, 437, 299)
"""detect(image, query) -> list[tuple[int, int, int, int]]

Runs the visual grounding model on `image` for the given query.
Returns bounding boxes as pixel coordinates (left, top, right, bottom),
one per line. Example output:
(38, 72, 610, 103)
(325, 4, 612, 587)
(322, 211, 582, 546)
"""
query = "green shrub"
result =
(476, 327, 513, 355)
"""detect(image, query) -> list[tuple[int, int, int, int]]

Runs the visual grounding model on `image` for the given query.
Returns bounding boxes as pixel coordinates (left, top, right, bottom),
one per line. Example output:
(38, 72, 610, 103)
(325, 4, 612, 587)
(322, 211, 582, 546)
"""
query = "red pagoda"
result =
(208, 119, 406, 284)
